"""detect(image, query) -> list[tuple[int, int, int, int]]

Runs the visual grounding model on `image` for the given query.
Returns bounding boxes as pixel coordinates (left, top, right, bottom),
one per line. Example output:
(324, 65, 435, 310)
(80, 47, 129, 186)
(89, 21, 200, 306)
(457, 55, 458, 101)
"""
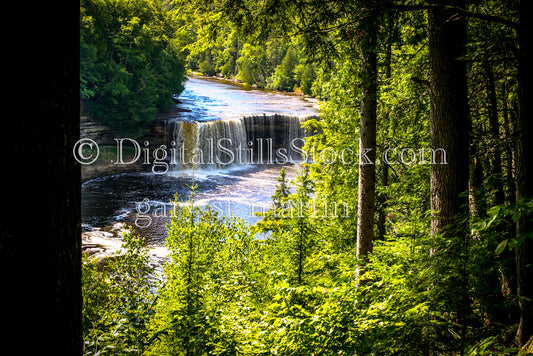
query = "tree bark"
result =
(502, 91, 516, 206)
(469, 139, 484, 217)
(376, 14, 394, 241)
(427, 2, 470, 352)
(2, 2, 82, 353)
(485, 63, 505, 205)
(427, 0, 470, 240)
(514, 0, 533, 347)
(376, 160, 389, 240)
(356, 6, 378, 264)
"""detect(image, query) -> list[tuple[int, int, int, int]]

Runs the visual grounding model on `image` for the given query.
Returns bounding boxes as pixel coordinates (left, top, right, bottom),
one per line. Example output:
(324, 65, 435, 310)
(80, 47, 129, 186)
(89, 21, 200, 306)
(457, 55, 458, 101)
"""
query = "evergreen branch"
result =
(387, 3, 518, 30)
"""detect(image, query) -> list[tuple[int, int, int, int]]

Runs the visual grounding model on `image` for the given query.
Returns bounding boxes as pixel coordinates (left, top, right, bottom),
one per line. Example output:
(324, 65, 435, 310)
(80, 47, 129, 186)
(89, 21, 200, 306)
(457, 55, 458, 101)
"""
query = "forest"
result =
(78, 0, 533, 355)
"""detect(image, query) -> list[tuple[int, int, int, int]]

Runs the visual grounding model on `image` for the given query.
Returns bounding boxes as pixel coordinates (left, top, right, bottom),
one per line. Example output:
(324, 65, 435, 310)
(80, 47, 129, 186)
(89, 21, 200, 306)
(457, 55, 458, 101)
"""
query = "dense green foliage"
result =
(81, 191, 531, 355)
(82, 229, 157, 354)
(80, 0, 186, 136)
(81, 0, 533, 354)
(169, 1, 325, 96)
(187, 31, 322, 96)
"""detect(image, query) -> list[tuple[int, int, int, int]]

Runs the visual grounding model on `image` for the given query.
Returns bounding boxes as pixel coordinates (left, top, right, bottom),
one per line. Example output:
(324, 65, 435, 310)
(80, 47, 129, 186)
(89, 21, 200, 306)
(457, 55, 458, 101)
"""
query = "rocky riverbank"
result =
(82, 222, 170, 275)
(80, 108, 185, 181)
(80, 113, 179, 268)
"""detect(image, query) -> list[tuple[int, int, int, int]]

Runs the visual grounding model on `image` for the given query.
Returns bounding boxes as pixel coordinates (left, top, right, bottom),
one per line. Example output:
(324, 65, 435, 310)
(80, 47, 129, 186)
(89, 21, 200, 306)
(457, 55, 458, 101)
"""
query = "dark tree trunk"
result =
(356, 6, 378, 264)
(427, 1, 470, 353)
(376, 161, 389, 240)
(502, 95, 516, 206)
(376, 14, 394, 241)
(481, 63, 519, 323)
(500, 93, 518, 301)
(515, 0, 533, 347)
(469, 139, 484, 216)
(484, 63, 505, 205)
(1, 2, 82, 354)
(427, 0, 470, 240)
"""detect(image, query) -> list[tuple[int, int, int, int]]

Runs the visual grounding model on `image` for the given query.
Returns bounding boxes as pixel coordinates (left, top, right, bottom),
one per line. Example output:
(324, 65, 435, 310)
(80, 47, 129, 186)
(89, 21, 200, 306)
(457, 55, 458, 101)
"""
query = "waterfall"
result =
(170, 114, 317, 171)
(171, 118, 248, 170)
(243, 114, 312, 164)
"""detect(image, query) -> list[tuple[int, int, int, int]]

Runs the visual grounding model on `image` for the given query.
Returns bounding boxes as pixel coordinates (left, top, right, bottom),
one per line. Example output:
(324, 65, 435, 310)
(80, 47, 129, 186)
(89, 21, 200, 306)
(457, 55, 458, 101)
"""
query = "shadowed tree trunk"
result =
(514, 0, 533, 347)
(1, 2, 82, 354)
(484, 63, 505, 205)
(428, 0, 470, 240)
(376, 14, 394, 241)
(356, 4, 378, 270)
(427, 1, 470, 353)
(469, 138, 484, 216)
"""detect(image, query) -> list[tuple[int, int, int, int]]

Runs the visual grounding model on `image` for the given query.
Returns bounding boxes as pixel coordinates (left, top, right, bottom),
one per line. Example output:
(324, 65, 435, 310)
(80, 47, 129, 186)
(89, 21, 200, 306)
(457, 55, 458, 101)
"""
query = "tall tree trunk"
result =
(356, 5, 378, 266)
(2, 2, 82, 353)
(376, 14, 394, 241)
(500, 92, 517, 299)
(428, 0, 470, 240)
(482, 62, 518, 323)
(502, 90, 516, 206)
(427, 1, 470, 353)
(469, 139, 484, 216)
(485, 63, 505, 205)
(376, 159, 389, 240)
(515, 0, 533, 347)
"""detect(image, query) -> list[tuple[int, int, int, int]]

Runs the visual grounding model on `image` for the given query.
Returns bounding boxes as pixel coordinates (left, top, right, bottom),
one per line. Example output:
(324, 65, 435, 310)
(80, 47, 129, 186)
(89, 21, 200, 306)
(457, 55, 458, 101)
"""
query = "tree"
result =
(256, 167, 316, 285)
(150, 190, 261, 354)
(514, 0, 533, 347)
(2, 1, 82, 353)
(82, 230, 156, 354)
(267, 46, 299, 91)
(236, 43, 269, 86)
(272, 168, 291, 210)
(355, 3, 379, 274)
(80, 0, 186, 136)
(156, 189, 218, 355)
(427, 0, 470, 240)
(426, 1, 471, 350)
(375, 13, 395, 242)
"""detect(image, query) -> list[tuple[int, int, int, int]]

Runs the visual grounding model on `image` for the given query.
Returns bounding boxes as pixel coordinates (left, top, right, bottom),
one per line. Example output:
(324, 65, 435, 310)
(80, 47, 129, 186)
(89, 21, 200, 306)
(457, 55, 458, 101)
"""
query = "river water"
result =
(81, 76, 319, 247)
(176, 76, 319, 121)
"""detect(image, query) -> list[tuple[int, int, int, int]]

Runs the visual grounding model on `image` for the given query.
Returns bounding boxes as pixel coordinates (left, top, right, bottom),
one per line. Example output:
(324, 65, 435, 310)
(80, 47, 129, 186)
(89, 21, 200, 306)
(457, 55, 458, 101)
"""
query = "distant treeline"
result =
(183, 29, 325, 97)
(80, 0, 186, 136)
(80, 0, 331, 136)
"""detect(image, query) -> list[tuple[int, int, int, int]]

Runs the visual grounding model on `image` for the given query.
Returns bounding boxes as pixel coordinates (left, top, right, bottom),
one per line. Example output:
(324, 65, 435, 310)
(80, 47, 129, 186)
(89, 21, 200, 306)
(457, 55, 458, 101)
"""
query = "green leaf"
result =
(495, 239, 508, 256)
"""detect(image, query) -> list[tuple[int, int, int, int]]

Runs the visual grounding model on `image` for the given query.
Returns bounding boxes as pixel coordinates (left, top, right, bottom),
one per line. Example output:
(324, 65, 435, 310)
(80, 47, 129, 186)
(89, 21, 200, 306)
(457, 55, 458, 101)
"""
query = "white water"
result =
(176, 76, 319, 121)
(168, 114, 314, 171)
(82, 77, 319, 252)
(171, 118, 249, 170)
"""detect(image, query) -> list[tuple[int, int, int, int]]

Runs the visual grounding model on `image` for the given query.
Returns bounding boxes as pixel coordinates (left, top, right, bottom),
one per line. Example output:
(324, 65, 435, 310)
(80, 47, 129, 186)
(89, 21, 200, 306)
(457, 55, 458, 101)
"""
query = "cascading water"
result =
(243, 114, 312, 164)
(169, 114, 317, 171)
(82, 77, 321, 246)
(170, 117, 249, 170)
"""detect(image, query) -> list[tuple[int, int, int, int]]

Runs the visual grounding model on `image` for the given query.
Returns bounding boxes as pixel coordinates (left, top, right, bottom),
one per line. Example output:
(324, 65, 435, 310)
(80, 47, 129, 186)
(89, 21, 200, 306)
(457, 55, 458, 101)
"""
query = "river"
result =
(81, 76, 319, 253)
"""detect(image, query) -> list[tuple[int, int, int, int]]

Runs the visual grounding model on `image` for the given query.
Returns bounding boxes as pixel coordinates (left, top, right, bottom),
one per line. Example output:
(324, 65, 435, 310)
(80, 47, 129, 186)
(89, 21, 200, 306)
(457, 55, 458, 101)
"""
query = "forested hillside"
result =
(80, 0, 533, 355)
(177, 23, 323, 96)
(80, 0, 326, 137)
(80, 0, 186, 135)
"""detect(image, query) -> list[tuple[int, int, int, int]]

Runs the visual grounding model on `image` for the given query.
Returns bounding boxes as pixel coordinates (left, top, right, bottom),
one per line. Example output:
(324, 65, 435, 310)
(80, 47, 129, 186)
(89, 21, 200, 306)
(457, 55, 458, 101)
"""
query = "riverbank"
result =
(80, 109, 186, 181)
(82, 221, 170, 277)
(81, 75, 318, 262)
(188, 72, 322, 108)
